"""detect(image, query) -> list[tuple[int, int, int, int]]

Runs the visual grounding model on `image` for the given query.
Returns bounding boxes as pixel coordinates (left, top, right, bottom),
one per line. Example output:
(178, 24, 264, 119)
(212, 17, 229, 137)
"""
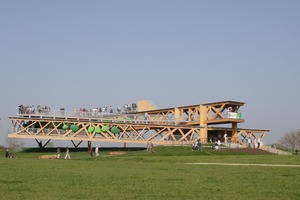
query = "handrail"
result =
(15, 111, 190, 126)
(16, 109, 134, 118)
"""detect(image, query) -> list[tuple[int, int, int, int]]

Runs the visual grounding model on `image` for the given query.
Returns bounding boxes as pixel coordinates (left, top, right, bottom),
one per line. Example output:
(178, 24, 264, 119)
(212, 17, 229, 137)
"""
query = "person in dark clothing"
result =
(5, 149, 9, 158)
(90, 147, 93, 157)
(197, 139, 202, 151)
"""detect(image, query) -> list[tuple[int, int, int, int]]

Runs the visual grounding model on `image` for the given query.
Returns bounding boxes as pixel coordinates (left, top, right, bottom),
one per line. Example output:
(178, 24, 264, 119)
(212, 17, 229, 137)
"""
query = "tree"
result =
(279, 129, 300, 151)
(5, 130, 24, 149)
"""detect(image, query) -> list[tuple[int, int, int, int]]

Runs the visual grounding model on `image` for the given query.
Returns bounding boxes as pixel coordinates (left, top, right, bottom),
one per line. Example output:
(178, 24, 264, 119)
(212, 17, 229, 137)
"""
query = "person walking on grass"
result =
(146, 142, 151, 154)
(95, 145, 99, 157)
(5, 149, 9, 158)
(65, 147, 71, 159)
(57, 147, 60, 159)
(147, 142, 154, 154)
(197, 139, 202, 151)
(149, 142, 154, 154)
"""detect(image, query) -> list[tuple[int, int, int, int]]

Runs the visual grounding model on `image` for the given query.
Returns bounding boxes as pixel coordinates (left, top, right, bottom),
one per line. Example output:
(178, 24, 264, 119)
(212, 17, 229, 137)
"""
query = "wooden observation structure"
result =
(8, 100, 269, 147)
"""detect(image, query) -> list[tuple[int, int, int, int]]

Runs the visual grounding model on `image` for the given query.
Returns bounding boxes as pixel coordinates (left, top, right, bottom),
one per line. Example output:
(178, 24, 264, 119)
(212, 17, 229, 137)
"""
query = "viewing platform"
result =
(8, 100, 269, 147)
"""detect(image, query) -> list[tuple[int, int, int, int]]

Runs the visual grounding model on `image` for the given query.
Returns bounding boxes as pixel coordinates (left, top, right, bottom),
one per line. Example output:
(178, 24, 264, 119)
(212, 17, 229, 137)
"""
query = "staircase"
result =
(224, 143, 291, 155)
(260, 145, 291, 155)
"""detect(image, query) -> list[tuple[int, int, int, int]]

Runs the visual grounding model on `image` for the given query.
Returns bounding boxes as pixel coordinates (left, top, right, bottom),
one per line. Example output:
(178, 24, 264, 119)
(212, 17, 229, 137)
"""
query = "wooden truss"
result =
(9, 117, 202, 145)
(8, 100, 269, 146)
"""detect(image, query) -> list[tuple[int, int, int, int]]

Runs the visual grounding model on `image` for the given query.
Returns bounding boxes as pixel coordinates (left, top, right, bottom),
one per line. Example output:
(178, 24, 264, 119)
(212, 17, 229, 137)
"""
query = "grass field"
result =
(0, 146, 299, 200)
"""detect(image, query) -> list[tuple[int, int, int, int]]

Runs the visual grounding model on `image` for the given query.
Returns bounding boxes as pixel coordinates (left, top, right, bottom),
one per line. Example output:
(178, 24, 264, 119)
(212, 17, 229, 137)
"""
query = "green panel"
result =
(70, 124, 79, 132)
(88, 126, 95, 133)
(111, 127, 120, 134)
(95, 126, 101, 133)
(101, 126, 109, 132)
(63, 124, 69, 130)
(238, 113, 242, 119)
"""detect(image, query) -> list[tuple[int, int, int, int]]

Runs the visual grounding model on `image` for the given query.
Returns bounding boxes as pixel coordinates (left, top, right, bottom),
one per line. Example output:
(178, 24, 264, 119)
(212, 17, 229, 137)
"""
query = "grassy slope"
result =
(0, 146, 299, 200)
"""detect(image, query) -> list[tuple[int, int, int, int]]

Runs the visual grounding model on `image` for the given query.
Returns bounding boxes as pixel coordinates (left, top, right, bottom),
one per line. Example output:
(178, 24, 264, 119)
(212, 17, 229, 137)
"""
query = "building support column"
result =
(232, 123, 238, 142)
(174, 108, 180, 125)
(200, 105, 208, 142)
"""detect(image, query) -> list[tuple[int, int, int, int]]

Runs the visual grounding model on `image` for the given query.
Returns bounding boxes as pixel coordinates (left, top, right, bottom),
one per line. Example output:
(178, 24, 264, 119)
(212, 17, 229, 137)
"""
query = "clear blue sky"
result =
(0, 0, 299, 146)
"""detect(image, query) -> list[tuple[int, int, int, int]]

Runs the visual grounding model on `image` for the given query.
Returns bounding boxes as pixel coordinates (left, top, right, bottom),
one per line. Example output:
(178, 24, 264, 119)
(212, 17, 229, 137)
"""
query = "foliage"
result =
(279, 129, 300, 150)
(270, 143, 291, 152)
(5, 136, 24, 149)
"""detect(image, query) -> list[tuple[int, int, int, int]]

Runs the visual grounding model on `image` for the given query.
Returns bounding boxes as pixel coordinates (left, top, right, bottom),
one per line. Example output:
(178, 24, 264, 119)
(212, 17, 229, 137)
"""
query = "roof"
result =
(202, 100, 245, 106)
(140, 100, 245, 113)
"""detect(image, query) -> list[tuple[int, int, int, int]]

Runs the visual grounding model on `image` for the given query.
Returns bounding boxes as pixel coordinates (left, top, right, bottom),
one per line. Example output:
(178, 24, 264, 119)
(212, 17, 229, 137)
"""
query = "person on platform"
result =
(144, 112, 149, 121)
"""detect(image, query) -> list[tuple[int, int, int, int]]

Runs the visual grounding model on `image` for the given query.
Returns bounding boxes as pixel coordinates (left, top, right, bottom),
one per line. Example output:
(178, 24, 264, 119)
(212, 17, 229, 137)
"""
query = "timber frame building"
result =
(8, 100, 269, 147)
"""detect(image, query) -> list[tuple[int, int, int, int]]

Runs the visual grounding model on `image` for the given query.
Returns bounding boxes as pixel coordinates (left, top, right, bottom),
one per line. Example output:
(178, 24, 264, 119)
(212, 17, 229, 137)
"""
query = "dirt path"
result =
(187, 163, 300, 167)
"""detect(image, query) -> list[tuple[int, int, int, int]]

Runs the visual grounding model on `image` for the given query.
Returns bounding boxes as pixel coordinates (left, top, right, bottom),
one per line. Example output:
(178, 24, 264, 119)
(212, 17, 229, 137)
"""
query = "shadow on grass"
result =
(22, 147, 147, 153)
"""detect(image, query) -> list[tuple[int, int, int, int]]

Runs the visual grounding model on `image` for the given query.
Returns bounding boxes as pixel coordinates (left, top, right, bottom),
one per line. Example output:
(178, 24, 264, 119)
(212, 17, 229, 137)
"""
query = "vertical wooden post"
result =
(232, 122, 238, 142)
(174, 108, 180, 124)
(200, 105, 208, 142)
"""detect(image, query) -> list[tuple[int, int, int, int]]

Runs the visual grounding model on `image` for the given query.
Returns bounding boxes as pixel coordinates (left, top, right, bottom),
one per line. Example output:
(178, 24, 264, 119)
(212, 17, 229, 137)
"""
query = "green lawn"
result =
(0, 146, 299, 200)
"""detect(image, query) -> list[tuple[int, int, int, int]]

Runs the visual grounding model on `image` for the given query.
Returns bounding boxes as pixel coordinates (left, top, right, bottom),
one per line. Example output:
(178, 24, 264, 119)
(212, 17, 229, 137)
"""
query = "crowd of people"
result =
(55, 147, 71, 159)
(18, 105, 51, 115)
(247, 137, 262, 148)
(17, 102, 138, 117)
(192, 139, 202, 151)
(55, 145, 100, 159)
(192, 138, 224, 151)
(75, 103, 138, 117)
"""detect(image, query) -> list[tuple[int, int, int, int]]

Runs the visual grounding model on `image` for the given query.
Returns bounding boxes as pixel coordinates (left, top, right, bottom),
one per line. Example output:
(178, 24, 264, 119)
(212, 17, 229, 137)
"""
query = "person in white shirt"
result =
(247, 138, 252, 148)
(223, 134, 228, 145)
(95, 145, 99, 157)
(57, 147, 60, 159)
(254, 138, 258, 148)
(257, 137, 261, 148)
(65, 147, 71, 159)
